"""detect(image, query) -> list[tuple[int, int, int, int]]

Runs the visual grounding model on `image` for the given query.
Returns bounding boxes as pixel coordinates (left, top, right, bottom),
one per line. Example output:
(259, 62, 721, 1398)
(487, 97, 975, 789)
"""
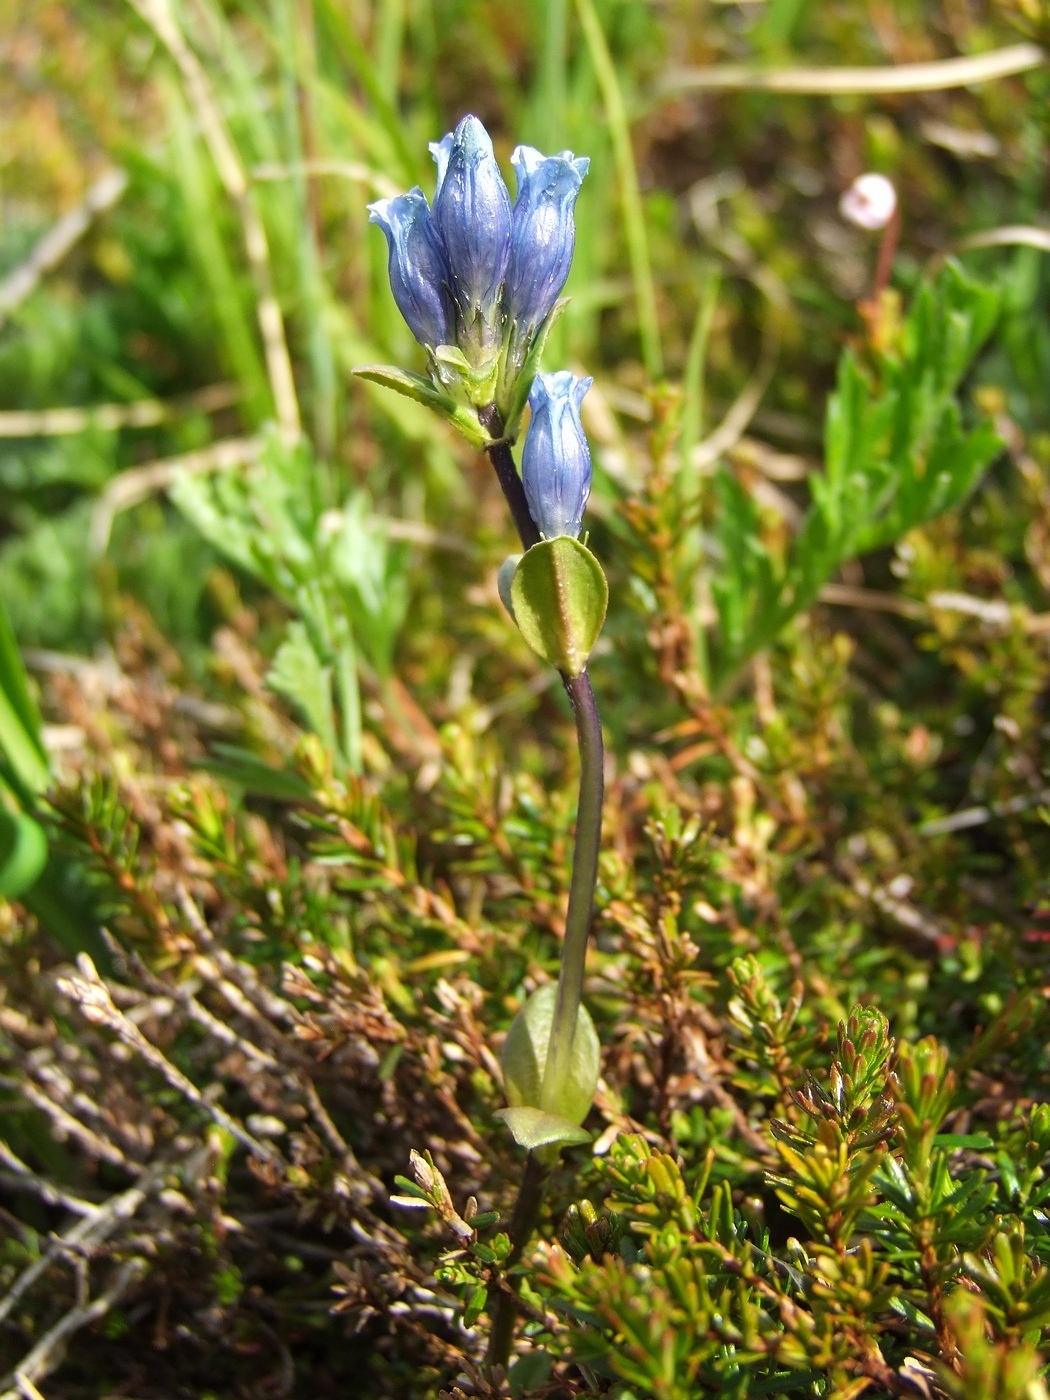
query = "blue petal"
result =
(431, 115, 512, 322)
(428, 133, 454, 195)
(522, 371, 594, 539)
(368, 189, 454, 349)
(506, 147, 589, 336)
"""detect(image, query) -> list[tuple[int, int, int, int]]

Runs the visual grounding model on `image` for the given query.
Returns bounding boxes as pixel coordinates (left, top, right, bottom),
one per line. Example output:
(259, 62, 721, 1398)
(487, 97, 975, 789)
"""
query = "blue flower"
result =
(364, 116, 591, 434)
(505, 146, 589, 339)
(368, 189, 454, 350)
(430, 115, 512, 326)
(522, 371, 593, 539)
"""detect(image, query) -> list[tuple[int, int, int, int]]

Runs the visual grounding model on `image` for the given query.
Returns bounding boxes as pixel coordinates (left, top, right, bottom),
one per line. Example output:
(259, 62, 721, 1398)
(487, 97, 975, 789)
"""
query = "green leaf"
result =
(0, 807, 48, 898)
(509, 1349, 553, 1397)
(267, 622, 339, 757)
(352, 364, 490, 448)
(710, 261, 1001, 691)
(509, 537, 608, 677)
(197, 744, 312, 801)
(935, 1133, 995, 1150)
(502, 983, 601, 1126)
(494, 1106, 592, 1151)
(0, 596, 49, 803)
(463, 1283, 488, 1328)
(497, 554, 523, 619)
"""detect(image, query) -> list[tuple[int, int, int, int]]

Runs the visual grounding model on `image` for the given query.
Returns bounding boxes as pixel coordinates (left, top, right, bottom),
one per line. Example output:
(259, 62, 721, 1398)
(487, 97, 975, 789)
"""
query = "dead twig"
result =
(88, 435, 264, 556)
(0, 1258, 147, 1398)
(56, 956, 279, 1165)
(0, 382, 237, 438)
(0, 1142, 102, 1218)
(662, 43, 1044, 95)
(0, 170, 128, 326)
(0, 1075, 133, 1172)
(0, 1165, 162, 1329)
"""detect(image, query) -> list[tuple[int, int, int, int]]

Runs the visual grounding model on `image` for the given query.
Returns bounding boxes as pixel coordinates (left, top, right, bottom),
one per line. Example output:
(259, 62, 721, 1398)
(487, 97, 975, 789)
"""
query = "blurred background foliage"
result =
(1, 0, 1049, 1395)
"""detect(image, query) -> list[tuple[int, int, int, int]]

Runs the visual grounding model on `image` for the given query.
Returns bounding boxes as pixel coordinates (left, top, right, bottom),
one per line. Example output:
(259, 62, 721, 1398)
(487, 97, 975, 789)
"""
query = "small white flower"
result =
(839, 173, 898, 231)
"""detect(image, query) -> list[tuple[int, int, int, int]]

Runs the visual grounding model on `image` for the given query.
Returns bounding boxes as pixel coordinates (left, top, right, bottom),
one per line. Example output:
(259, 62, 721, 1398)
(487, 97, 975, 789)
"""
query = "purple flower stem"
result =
(481, 404, 541, 551)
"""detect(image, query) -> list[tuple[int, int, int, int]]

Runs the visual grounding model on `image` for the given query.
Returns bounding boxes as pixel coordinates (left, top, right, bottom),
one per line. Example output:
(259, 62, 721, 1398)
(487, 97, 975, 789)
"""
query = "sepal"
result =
(352, 364, 491, 449)
(498, 298, 569, 435)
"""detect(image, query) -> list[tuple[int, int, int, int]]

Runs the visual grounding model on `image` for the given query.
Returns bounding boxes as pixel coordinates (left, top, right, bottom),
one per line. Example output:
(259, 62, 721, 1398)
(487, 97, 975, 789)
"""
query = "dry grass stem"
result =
(124, 0, 301, 440)
(0, 169, 128, 325)
(664, 42, 1045, 94)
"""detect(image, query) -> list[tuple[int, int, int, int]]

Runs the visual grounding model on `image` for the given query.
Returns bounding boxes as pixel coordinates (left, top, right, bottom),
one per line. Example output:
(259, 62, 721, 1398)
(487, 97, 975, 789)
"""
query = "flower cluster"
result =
(368, 115, 588, 430)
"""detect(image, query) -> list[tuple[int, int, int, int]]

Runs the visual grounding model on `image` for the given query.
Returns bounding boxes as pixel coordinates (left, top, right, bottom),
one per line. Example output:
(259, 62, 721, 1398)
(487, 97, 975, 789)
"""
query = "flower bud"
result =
(505, 146, 590, 337)
(839, 173, 897, 231)
(522, 371, 593, 540)
(368, 189, 454, 349)
(430, 115, 512, 324)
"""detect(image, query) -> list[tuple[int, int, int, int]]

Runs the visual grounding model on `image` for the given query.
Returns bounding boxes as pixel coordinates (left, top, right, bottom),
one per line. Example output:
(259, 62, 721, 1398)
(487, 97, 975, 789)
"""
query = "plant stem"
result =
(481, 407, 540, 551)
(482, 412, 605, 1371)
(485, 1151, 554, 1370)
(539, 666, 603, 1107)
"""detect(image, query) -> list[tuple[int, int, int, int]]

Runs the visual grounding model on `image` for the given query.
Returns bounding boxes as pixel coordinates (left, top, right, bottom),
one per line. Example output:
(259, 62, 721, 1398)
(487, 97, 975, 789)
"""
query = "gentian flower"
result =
(522, 371, 593, 539)
(430, 116, 512, 331)
(368, 189, 454, 350)
(505, 146, 590, 342)
(362, 114, 590, 438)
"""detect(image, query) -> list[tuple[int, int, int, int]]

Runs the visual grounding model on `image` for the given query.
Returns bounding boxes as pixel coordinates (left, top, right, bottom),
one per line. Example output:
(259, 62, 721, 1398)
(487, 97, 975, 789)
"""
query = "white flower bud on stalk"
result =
(840, 173, 898, 231)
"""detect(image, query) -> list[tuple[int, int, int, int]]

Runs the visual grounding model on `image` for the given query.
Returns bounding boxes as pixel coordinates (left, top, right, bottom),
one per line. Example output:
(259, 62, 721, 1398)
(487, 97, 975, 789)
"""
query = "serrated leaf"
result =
(495, 1106, 592, 1151)
(267, 622, 338, 756)
(509, 537, 607, 676)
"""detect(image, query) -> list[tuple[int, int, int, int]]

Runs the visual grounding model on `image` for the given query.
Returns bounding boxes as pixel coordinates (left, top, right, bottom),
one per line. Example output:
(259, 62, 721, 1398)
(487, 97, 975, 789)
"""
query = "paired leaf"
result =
(508, 537, 608, 676)
(495, 1106, 591, 1152)
(502, 982, 601, 1126)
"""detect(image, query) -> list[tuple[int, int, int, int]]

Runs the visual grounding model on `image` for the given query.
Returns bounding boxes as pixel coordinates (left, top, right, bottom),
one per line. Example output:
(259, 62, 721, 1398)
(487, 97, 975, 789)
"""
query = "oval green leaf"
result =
(494, 1107, 591, 1152)
(502, 983, 600, 1126)
(509, 537, 608, 677)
